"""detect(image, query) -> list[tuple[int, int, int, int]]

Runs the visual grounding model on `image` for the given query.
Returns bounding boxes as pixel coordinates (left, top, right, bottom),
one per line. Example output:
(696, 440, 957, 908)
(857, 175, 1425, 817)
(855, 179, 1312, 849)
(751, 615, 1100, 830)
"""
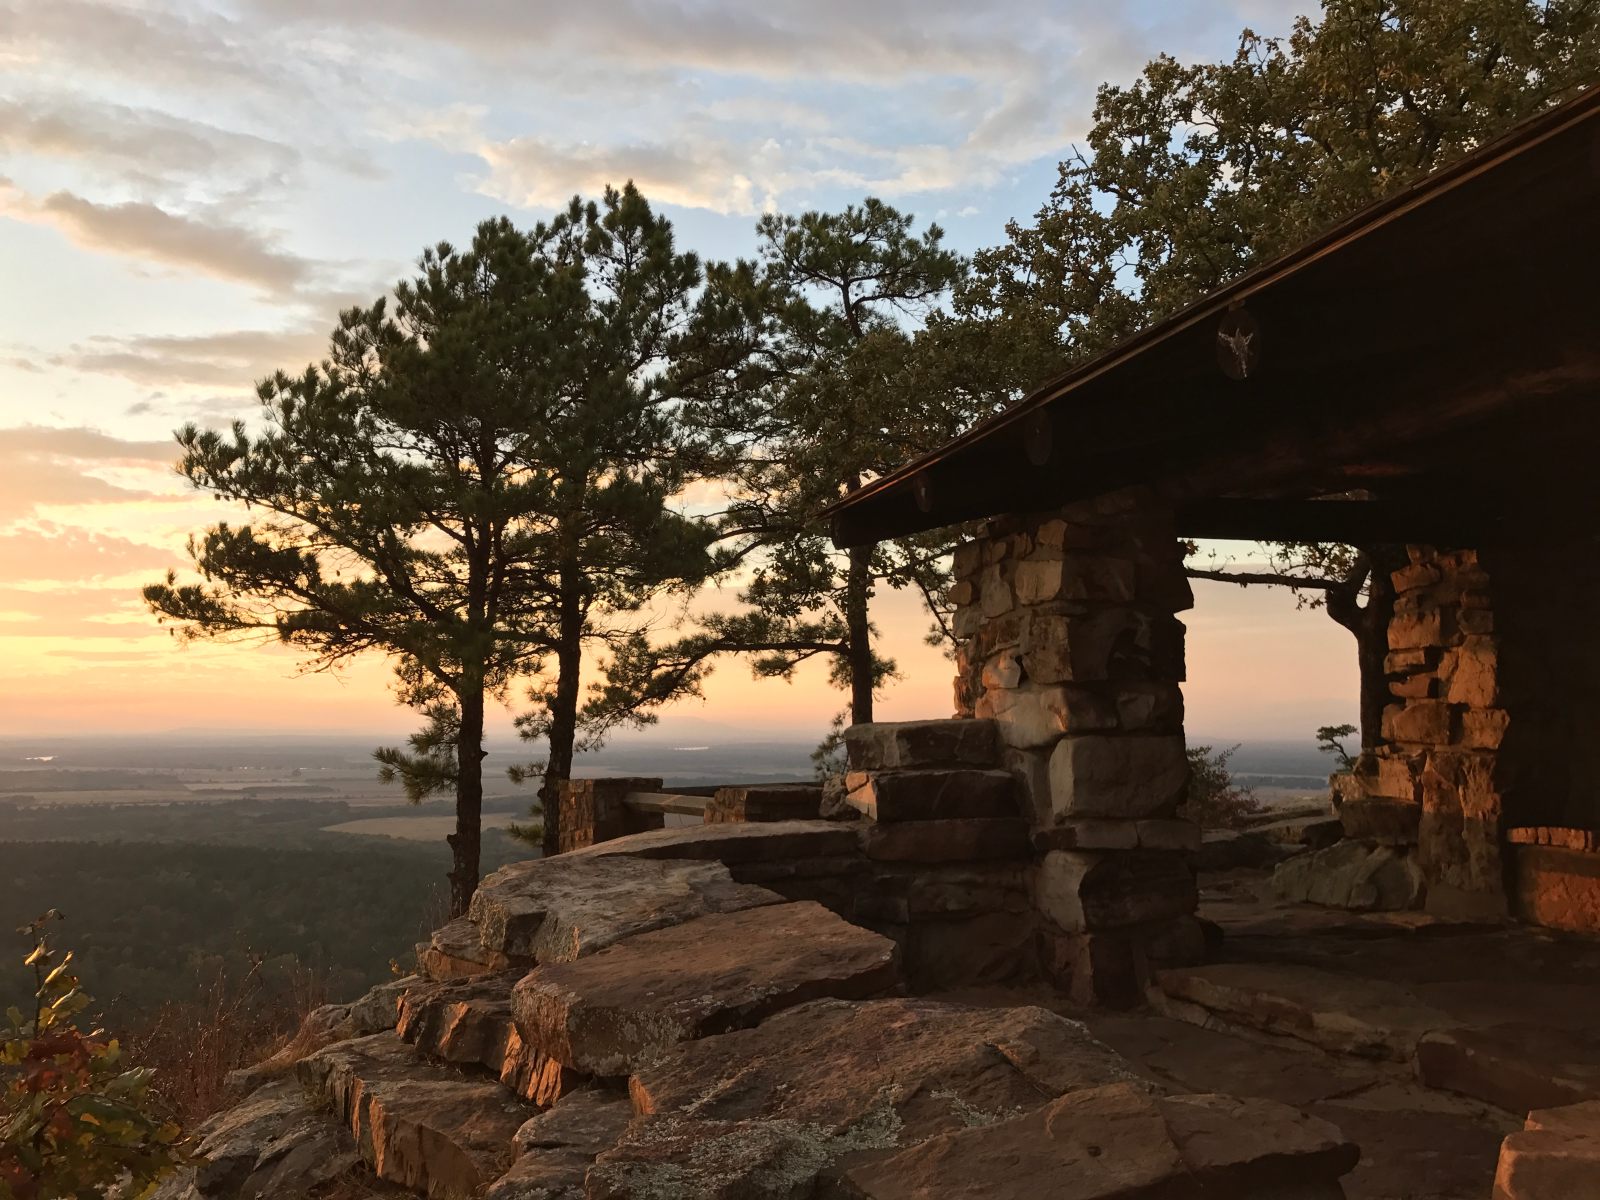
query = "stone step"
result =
(836, 1081, 1358, 1199)
(1153, 962, 1451, 1062)
(596, 997, 1143, 1197)
(298, 1032, 532, 1199)
(843, 718, 1000, 771)
(843, 768, 1020, 822)
(484, 1086, 633, 1200)
(468, 853, 783, 963)
(396, 973, 578, 1108)
(512, 901, 899, 1076)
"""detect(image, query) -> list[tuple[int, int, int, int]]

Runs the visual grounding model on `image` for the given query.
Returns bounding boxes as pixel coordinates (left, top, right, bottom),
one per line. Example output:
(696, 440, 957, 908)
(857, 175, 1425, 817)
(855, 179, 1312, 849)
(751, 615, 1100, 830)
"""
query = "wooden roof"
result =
(829, 85, 1600, 550)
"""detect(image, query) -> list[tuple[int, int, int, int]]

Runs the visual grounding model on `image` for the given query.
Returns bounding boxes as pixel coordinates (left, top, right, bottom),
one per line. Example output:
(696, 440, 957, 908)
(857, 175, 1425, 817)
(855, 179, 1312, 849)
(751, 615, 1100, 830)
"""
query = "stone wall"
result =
(557, 777, 664, 853)
(948, 491, 1202, 1006)
(1339, 547, 1507, 919)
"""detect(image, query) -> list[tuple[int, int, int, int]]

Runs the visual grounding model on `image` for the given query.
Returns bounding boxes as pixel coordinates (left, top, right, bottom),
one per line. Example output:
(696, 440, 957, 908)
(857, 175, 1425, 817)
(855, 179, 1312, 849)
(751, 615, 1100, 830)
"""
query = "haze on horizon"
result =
(0, 0, 1354, 746)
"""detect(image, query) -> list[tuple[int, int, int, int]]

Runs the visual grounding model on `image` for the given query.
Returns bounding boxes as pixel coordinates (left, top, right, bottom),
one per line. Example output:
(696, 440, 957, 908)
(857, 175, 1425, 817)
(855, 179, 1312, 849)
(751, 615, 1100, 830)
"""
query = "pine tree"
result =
(677, 200, 978, 731)
(145, 189, 726, 907)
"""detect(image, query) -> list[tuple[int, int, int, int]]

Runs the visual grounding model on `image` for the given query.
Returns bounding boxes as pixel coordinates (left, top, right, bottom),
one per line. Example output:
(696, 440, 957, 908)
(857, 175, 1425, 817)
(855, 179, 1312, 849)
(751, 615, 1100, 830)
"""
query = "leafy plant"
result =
(1180, 745, 1264, 831)
(1, 912, 186, 1199)
(1316, 723, 1359, 773)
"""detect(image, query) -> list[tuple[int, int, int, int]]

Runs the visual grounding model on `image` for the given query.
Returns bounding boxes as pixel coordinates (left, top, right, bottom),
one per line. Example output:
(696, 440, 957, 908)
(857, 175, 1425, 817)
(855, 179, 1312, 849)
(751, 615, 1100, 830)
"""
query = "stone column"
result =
(1340, 548, 1507, 919)
(558, 776, 664, 853)
(949, 490, 1200, 1006)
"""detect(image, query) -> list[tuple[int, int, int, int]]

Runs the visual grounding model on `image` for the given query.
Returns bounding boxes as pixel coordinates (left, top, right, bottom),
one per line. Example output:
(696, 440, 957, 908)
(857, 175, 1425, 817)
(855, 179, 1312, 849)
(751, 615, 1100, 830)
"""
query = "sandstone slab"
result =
(838, 1082, 1357, 1199)
(1155, 963, 1449, 1061)
(1495, 1101, 1600, 1199)
(162, 1078, 361, 1200)
(227, 975, 417, 1094)
(570, 819, 862, 865)
(484, 1086, 633, 1200)
(858, 817, 1030, 863)
(420, 916, 511, 981)
(598, 997, 1144, 1198)
(843, 768, 1019, 822)
(844, 718, 999, 770)
(511, 901, 898, 1075)
(1417, 1024, 1600, 1115)
(469, 853, 782, 962)
(298, 1032, 530, 1199)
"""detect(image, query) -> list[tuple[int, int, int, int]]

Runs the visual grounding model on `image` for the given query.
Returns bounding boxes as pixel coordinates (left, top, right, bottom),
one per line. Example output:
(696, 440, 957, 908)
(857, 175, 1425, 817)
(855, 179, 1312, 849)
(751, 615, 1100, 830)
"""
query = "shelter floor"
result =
(940, 869, 1600, 1200)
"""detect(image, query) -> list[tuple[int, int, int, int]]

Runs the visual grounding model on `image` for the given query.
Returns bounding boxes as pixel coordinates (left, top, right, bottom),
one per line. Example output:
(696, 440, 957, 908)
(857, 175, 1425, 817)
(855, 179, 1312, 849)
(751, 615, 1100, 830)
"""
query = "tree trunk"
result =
(539, 587, 585, 858)
(447, 686, 485, 917)
(1325, 546, 1403, 751)
(845, 543, 874, 725)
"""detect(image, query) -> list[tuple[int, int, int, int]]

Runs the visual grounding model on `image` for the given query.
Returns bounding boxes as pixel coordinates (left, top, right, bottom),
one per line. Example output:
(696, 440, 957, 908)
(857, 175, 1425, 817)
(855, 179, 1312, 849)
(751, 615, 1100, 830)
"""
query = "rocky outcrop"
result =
(598, 997, 1145, 1198)
(150, 1079, 363, 1200)
(484, 1087, 633, 1200)
(469, 854, 783, 963)
(835, 1082, 1358, 1199)
(298, 1033, 530, 1198)
(512, 902, 899, 1075)
(226, 975, 418, 1095)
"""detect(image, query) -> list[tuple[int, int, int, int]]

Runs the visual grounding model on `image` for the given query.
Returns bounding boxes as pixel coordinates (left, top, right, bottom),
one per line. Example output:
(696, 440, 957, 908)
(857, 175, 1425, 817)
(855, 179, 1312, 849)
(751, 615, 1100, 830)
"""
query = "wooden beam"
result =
(623, 791, 709, 817)
(1176, 498, 1497, 544)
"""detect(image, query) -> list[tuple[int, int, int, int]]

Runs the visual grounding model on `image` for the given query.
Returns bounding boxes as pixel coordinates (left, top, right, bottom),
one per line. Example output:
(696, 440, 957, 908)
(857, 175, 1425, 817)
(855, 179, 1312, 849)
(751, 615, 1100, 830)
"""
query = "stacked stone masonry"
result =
(948, 492, 1202, 1006)
(1337, 547, 1509, 920)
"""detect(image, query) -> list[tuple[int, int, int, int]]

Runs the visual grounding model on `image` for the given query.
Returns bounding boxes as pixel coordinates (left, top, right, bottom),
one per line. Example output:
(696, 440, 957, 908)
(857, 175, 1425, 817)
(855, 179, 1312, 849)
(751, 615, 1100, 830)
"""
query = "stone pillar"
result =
(949, 490, 1200, 1006)
(1341, 548, 1507, 919)
(557, 776, 664, 853)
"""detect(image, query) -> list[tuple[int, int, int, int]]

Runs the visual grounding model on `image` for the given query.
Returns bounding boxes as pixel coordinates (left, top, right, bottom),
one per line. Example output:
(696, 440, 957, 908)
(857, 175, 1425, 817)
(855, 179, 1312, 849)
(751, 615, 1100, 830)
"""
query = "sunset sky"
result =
(0, 0, 1354, 745)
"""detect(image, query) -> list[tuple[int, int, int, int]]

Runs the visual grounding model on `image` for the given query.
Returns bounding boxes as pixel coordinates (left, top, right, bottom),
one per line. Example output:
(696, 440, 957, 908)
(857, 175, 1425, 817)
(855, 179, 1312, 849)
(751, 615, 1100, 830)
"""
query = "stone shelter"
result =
(827, 83, 1600, 1002)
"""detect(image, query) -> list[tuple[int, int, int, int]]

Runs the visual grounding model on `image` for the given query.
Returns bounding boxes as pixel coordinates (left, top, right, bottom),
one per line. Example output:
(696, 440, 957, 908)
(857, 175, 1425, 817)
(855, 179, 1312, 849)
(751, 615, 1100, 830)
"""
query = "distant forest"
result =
(0, 799, 530, 1024)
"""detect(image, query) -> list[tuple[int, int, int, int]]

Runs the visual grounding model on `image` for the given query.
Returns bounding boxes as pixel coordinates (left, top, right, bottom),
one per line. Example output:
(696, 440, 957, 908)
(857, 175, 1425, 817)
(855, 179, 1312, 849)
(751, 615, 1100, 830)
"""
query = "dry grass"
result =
(124, 960, 328, 1126)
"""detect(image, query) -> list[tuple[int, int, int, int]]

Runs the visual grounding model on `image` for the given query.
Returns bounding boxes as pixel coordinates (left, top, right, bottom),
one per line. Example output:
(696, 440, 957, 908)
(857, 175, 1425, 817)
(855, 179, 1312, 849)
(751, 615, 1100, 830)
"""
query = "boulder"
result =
(298, 1033, 530, 1199)
(837, 1082, 1357, 1199)
(469, 854, 783, 961)
(843, 769, 1019, 822)
(1272, 840, 1426, 911)
(858, 818, 1030, 863)
(511, 902, 898, 1075)
(843, 719, 999, 770)
(484, 1087, 634, 1200)
(599, 997, 1145, 1198)
(1188, 830, 1289, 873)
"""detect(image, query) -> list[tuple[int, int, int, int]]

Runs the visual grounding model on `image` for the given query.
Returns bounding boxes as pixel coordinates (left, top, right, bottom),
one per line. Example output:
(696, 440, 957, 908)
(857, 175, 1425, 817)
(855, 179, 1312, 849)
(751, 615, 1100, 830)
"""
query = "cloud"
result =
(478, 137, 770, 216)
(0, 425, 176, 520)
(0, 1, 269, 92)
(0, 180, 316, 297)
(0, 524, 177, 586)
(0, 96, 299, 183)
(59, 328, 329, 389)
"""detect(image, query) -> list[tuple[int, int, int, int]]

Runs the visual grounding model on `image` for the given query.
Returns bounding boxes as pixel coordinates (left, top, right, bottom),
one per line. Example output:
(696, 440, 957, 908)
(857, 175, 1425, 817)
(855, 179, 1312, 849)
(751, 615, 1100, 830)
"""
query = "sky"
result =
(0, 0, 1354, 745)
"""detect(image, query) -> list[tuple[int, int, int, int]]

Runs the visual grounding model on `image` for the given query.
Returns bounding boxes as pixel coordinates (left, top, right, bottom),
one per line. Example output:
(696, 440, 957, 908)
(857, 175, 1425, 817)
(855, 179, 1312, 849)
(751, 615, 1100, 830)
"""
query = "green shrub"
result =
(0, 912, 186, 1200)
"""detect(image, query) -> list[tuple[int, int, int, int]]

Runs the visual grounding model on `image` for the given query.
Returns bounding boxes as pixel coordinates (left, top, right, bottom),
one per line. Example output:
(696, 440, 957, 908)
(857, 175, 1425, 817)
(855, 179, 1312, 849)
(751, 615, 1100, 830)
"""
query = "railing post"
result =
(557, 776, 664, 853)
